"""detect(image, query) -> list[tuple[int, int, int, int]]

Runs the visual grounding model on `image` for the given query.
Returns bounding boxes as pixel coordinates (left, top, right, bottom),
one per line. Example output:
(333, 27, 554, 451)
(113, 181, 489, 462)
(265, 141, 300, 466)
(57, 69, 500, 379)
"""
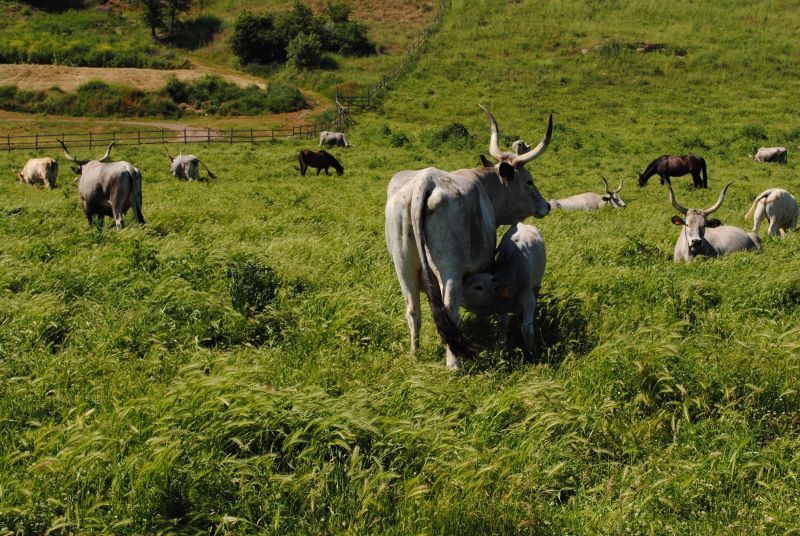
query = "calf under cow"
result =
(59, 140, 144, 229)
(462, 223, 545, 352)
(18, 157, 58, 188)
(745, 188, 798, 236)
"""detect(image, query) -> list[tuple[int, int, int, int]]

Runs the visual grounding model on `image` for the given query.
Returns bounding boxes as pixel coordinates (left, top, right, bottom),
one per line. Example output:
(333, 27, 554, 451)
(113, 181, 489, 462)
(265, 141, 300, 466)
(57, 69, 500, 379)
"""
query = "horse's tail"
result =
(745, 190, 770, 220)
(298, 151, 307, 176)
(701, 158, 707, 186)
(410, 175, 475, 360)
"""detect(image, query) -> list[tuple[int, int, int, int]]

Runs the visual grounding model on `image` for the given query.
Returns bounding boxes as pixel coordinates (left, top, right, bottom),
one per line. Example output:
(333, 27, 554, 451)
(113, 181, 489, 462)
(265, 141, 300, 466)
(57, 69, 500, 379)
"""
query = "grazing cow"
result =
(639, 154, 708, 188)
(298, 149, 344, 176)
(751, 147, 787, 164)
(385, 105, 553, 369)
(511, 139, 531, 155)
(668, 181, 760, 262)
(319, 130, 353, 148)
(165, 148, 216, 180)
(745, 188, 798, 236)
(18, 157, 58, 188)
(59, 140, 144, 229)
(550, 176, 626, 211)
(462, 223, 545, 352)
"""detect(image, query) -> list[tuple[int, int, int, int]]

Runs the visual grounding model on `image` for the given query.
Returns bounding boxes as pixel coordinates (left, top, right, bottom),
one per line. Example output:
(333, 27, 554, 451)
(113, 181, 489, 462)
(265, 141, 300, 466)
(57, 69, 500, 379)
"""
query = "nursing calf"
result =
(462, 223, 545, 352)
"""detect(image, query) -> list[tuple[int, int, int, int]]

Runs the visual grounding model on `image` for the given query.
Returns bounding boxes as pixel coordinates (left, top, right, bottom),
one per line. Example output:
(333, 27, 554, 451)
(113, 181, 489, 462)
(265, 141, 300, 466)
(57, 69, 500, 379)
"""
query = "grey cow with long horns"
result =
(165, 148, 216, 181)
(550, 176, 626, 211)
(385, 105, 553, 369)
(668, 181, 759, 262)
(59, 140, 144, 229)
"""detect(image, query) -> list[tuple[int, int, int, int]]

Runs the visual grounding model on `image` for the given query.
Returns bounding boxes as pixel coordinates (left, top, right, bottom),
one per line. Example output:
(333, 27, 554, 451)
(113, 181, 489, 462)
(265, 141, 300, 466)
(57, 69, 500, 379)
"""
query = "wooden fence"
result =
(2, 117, 345, 153)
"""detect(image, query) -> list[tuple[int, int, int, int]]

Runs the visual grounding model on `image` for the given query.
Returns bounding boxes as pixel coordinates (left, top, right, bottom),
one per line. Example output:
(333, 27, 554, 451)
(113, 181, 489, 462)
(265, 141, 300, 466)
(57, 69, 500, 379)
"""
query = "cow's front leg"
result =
(442, 276, 464, 370)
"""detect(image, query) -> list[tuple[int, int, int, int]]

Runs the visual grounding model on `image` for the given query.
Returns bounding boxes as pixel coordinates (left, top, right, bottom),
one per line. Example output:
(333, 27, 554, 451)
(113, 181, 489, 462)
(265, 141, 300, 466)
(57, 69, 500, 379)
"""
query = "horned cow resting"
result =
(59, 140, 144, 229)
(745, 188, 798, 236)
(319, 131, 352, 148)
(385, 105, 553, 369)
(298, 149, 344, 176)
(18, 157, 58, 188)
(668, 182, 759, 262)
(166, 149, 216, 180)
(752, 147, 787, 164)
(550, 176, 626, 211)
(462, 223, 546, 352)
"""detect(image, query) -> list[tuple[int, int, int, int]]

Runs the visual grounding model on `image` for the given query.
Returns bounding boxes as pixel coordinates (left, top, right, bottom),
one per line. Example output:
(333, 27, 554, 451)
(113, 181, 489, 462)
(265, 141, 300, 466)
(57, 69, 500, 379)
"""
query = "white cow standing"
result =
(550, 177, 626, 211)
(462, 223, 545, 352)
(165, 148, 216, 181)
(385, 105, 553, 369)
(18, 157, 58, 188)
(745, 188, 798, 237)
(319, 131, 353, 148)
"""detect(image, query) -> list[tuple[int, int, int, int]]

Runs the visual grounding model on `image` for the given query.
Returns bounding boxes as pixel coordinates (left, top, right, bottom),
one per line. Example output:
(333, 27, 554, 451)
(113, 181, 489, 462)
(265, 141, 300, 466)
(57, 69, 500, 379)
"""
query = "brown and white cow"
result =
(18, 157, 58, 188)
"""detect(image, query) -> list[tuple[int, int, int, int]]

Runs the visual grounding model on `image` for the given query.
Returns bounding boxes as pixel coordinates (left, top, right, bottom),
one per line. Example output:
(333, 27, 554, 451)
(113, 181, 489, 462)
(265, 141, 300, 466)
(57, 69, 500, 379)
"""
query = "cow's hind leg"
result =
(752, 202, 767, 233)
(768, 216, 782, 237)
(440, 275, 465, 370)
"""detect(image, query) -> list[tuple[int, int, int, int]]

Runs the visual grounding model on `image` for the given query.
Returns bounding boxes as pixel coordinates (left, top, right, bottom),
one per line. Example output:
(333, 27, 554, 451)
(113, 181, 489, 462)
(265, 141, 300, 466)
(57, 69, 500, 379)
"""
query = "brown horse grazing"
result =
(638, 154, 708, 188)
(298, 149, 344, 176)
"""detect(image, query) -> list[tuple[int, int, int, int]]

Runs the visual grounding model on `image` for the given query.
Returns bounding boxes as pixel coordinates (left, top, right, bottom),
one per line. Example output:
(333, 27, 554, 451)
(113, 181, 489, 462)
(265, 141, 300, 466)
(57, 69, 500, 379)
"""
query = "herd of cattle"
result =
(383, 106, 796, 369)
(12, 113, 795, 369)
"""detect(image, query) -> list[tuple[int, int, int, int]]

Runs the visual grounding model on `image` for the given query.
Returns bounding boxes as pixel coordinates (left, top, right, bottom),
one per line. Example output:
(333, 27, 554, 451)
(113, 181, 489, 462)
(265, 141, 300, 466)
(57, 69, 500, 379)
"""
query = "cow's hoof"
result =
(446, 355, 461, 371)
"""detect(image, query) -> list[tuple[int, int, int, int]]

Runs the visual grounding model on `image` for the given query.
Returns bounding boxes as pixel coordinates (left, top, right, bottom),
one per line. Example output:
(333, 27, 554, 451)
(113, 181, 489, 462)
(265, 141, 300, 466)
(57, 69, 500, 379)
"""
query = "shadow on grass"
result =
(169, 15, 223, 50)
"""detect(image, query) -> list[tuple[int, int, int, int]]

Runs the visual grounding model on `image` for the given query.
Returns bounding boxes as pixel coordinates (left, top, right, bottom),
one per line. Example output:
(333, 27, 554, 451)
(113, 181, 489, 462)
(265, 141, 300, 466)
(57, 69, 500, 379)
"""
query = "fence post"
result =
(6, 134, 9, 153)
(137, 130, 141, 145)
(207, 128, 211, 144)
(230, 128, 233, 144)
(161, 129, 165, 145)
(35, 133, 38, 150)
(183, 128, 187, 145)
(113, 129, 116, 142)
(250, 128, 253, 144)
(89, 131, 92, 151)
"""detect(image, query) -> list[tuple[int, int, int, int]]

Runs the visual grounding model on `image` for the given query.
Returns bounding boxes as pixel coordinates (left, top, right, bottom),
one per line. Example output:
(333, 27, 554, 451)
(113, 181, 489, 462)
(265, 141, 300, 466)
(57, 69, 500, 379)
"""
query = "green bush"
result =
(287, 32, 324, 70)
(228, 261, 281, 316)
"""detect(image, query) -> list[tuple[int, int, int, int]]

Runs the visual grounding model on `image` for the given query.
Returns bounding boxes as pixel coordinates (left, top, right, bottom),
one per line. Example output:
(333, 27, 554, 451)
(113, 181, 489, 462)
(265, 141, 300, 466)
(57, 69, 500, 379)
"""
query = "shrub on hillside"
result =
(286, 32, 324, 70)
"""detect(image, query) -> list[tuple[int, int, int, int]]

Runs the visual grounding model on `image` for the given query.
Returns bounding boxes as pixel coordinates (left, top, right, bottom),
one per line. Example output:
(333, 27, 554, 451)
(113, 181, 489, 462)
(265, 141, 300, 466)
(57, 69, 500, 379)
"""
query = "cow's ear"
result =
(602, 195, 610, 202)
(498, 162, 515, 181)
(71, 165, 81, 175)
(706, 218, 721, 228)
(479, 154, 494, 167)
(671, 216, 685, 226)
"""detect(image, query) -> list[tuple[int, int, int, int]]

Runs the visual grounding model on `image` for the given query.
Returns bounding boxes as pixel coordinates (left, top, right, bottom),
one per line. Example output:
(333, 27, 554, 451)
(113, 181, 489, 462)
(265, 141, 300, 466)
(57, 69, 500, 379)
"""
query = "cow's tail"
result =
(410, 175, 475, 359)
(745, 190, 770, 220)
(199, 160, 216, 179)
(127, 164, 145, 225)
(298, 152, 307, 176)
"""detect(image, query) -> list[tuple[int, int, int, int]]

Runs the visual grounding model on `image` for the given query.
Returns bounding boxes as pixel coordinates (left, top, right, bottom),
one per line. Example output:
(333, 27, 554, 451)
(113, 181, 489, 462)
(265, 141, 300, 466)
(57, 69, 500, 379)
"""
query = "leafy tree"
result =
(325, 1, 351, 23)
(164, 0, 192, 36)
(286, 31, 323, 70)
(229, 11, 287, 65)
(141, 0, 165, 37)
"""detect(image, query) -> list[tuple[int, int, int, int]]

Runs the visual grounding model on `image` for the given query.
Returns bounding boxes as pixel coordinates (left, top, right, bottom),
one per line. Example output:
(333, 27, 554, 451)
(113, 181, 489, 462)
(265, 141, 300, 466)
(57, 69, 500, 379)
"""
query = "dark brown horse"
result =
(298, 149, 344, 176)
(638, 154, 708, 188)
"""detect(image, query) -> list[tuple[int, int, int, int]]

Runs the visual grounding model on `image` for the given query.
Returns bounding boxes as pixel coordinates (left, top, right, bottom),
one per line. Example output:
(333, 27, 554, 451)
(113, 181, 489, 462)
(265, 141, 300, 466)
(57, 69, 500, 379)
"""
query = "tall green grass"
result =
(2, 0, 800, 533)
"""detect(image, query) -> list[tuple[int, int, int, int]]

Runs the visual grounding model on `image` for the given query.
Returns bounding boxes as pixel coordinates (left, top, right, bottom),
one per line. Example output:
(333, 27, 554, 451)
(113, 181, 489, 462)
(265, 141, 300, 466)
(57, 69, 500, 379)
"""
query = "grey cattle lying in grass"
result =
(550, 176, 626, 211)
(462, 223, 545, 352)
(59, 140, 144, 229)
(668, 181, 759, 262)
(511, 139, 530, 155)
(385, 105, 553, 369)
(18, 157, 58, 188)
(165, 148, 216, 181)
(745, 188, 798, 236)
(319, 130, 353, 148)
(751, 147, 787, 164)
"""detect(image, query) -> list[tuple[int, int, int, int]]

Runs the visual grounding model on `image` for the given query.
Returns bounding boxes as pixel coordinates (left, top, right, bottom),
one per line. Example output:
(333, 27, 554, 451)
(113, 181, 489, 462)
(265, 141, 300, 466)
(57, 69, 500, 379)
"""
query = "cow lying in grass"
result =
(550, 176, 626, 211)
(462, 223, 546, 352)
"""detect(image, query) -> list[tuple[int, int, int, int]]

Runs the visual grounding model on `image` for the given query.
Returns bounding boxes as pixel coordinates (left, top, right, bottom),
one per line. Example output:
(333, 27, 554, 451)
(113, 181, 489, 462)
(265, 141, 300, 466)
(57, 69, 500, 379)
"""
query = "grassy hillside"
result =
(2, 0, 800, 533)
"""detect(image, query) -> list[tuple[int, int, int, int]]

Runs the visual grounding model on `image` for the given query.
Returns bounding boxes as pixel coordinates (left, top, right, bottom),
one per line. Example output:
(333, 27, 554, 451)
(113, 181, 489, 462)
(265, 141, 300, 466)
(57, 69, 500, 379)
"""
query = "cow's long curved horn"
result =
(165, 147, 174, 161)
(599, 175, 611, 193)
(616, 179, 624, 193)
(479, 104, 504, 160)
(705, 181, 734, 215)
(513, 113, 553, 166)
(667, 182, 688, 215)
(57, 139, 87, 165)
(97, 141, 116, 162)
